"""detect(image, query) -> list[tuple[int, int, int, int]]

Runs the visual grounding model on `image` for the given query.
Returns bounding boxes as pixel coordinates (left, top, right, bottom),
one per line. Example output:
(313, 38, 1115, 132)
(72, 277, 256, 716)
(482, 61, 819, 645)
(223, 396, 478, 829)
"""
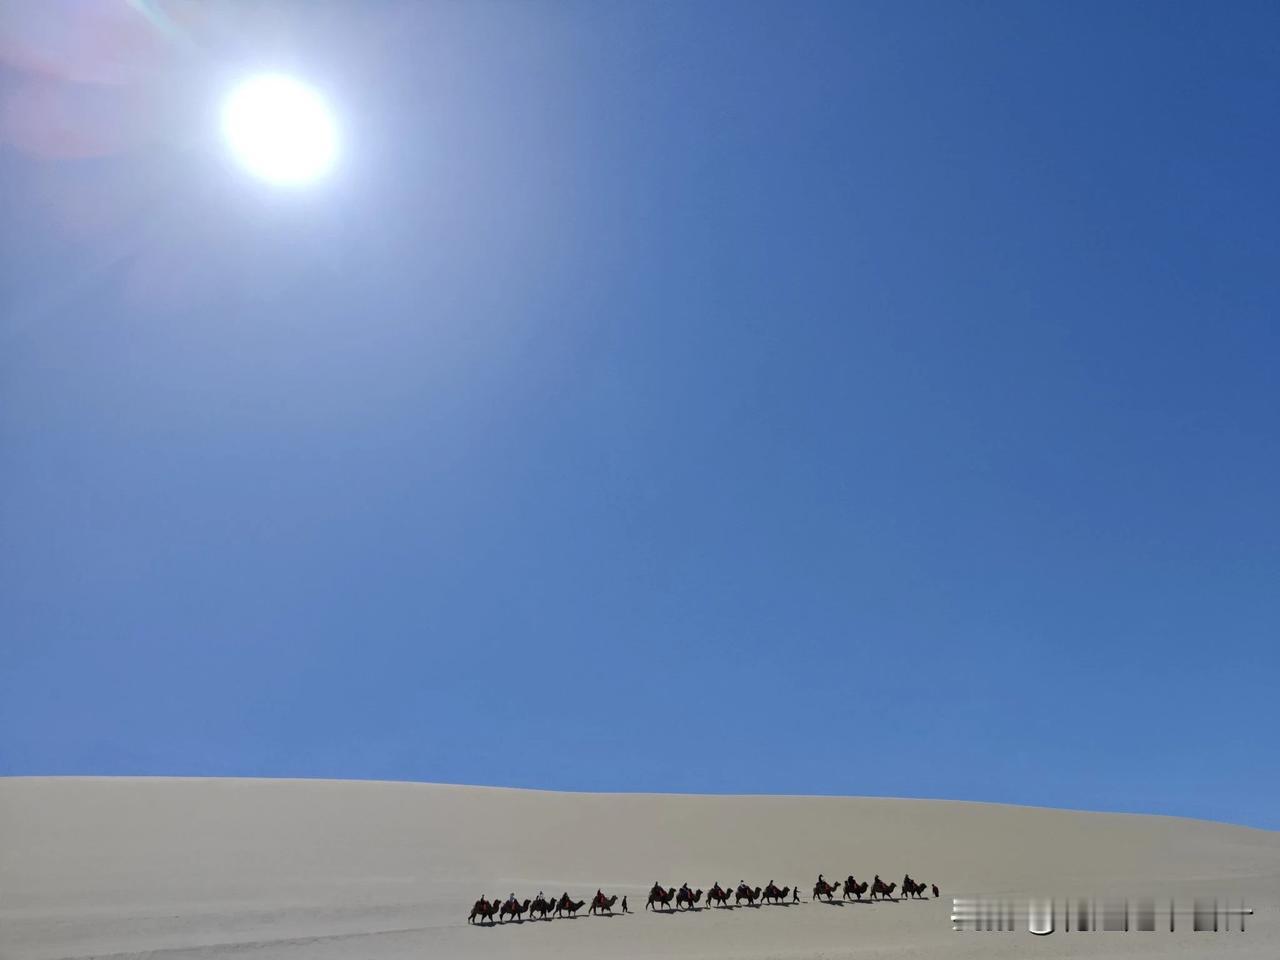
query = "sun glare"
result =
(221, 74, 337, 186)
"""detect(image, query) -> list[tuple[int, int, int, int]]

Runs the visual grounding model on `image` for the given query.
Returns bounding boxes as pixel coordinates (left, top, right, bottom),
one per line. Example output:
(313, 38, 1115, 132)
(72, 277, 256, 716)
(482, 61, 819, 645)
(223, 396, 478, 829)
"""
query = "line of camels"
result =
(468, 874, 939, 925)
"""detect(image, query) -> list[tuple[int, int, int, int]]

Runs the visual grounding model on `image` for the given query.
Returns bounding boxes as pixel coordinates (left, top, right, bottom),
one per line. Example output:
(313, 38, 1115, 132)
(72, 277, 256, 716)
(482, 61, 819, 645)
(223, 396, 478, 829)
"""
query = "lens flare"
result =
(221, 74, 337, 185)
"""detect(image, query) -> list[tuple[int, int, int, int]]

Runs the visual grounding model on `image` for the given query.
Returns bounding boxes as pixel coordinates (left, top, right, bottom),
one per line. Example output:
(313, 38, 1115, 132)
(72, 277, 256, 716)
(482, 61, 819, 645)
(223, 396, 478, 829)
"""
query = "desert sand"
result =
(1, 777, 1276, 960)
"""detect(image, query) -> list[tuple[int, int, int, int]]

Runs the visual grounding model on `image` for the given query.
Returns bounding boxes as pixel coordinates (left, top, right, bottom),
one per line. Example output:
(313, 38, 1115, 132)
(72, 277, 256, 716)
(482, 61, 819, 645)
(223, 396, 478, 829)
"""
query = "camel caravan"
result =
(468, 873, 939, 925)
(811, 872, 939, 903)
(469, 890, 602, 925)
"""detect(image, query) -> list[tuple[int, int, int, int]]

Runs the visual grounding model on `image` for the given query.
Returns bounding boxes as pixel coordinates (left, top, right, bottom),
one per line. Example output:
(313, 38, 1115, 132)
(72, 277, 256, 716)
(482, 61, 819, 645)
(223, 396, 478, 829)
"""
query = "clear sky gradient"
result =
(2, 2, 1277, 829)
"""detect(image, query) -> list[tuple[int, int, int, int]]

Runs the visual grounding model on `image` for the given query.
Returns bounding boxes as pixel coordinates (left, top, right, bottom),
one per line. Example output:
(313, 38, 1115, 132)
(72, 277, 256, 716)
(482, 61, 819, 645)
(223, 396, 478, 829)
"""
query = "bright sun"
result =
(221, 74, 337, 186)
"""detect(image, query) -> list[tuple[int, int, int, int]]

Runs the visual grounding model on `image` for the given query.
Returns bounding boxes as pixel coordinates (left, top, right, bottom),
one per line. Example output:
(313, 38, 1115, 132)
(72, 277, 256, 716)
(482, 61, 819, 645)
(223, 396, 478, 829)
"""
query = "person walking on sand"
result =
(621, 895, 629, 913)
(793, 885, 800, 903)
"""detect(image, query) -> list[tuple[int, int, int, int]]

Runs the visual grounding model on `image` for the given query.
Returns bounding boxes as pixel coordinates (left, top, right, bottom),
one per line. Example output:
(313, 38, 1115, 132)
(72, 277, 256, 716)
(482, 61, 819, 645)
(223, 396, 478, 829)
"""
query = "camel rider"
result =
(817, 873, 825, 889)
(508, 892, 516, 906)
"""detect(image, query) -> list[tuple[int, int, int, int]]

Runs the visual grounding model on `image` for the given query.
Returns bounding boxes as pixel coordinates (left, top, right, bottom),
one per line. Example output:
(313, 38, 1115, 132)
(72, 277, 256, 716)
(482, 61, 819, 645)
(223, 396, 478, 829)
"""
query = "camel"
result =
(735, 884, 762, 906)
(646, 885, 676, 911)
(589, 892, 618, 915)
(555, 894, 585, 918)
(468, 896, 499, 925)
(528, 894, 555, 920)
(500, 898, 530, 922)
(843, 876, 869, 900)
(903, 878, 928, 899)
(762, 883, 791, 904)
(870, 876, 898, 900)
(706, 883, 732, 908)
(812, 877, 840, 902)
(676, 887, 703, 910)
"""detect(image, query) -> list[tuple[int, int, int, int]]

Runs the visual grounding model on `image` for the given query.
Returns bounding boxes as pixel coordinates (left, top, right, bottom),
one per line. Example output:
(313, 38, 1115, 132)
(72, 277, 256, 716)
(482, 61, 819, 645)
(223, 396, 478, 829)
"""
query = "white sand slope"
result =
(1, 777, 1276, 960)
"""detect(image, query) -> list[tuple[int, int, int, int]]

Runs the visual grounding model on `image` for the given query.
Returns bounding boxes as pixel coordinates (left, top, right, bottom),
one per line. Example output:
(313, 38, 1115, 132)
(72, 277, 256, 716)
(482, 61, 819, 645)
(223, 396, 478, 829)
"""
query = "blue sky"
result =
(1, 1, 1277, 829)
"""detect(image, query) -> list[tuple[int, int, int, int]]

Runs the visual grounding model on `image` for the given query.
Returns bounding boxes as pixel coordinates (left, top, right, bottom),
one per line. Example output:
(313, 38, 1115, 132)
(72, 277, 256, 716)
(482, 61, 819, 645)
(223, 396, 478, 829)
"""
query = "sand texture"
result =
(2, 777, 1276, 960)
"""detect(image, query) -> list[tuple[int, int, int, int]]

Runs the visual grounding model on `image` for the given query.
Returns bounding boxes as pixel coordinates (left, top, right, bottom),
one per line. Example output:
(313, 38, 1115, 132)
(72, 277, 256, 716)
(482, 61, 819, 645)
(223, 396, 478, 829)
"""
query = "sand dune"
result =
(1, 777, 1275, 959)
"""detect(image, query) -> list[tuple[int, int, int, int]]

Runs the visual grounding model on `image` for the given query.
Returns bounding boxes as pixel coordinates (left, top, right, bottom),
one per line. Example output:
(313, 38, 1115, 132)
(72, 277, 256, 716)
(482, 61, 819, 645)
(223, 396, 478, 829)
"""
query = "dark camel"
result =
(589, 892, 618, 915)
(676, 887, 703, 910)
(499, 898, 530, 922)
(528, 894, 555, 919)
(762, 883, 791, 904)
(706, 883, 732, 907)
(812, 877, 840, 902)
(870, 876, 898, 900)
(843, 876, 869, 900)
(555, 893, 585, 918)
(735, 884, 762, 906)
(468, 896, 499, 925)
(903, 877, 928, 899)
(646, 885, 676, 911)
